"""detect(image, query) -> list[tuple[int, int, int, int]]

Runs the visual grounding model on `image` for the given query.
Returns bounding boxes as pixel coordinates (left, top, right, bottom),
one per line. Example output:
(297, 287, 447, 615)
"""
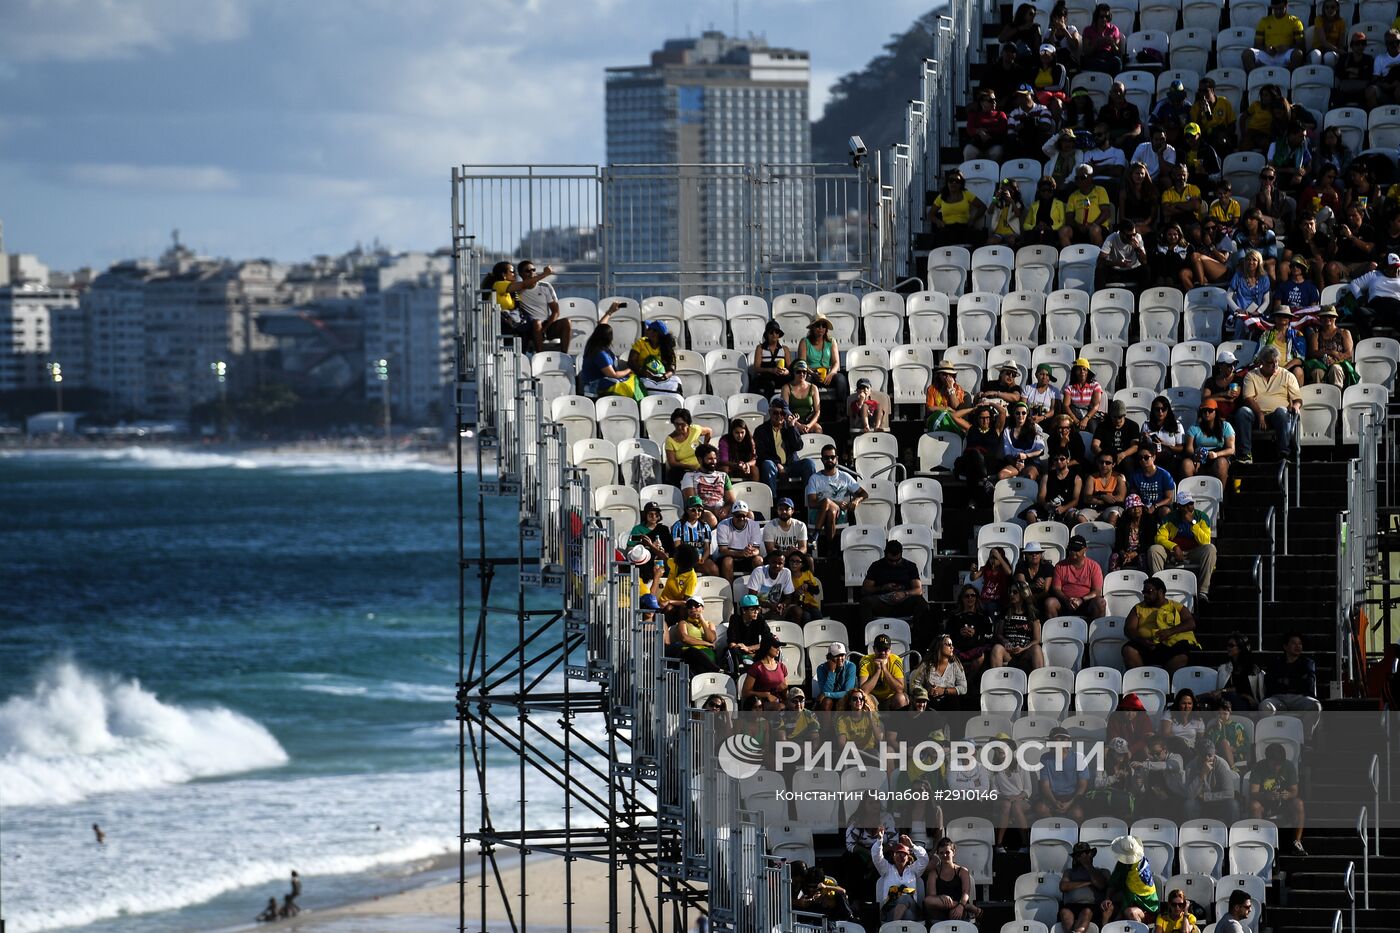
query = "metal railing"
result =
(1254, 555, 1265, 651)
(1357, 807, 1370, 909)
(1342, 861, 1355, 933)
(1370, 755, 1382, 857)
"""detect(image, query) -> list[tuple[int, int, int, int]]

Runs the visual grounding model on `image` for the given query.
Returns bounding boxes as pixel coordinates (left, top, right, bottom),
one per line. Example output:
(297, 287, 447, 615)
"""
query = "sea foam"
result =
(0, 661, 289, 806)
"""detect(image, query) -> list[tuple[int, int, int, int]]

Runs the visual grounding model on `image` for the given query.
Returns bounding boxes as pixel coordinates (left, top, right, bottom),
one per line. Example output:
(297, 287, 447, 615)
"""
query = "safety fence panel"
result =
(755, 163, 873, 297)
(707, 761, 740, 925)
(514, 381, 542, 524)
(537, 423, 569, 579)
(729, 811, 766, 932)
(629, 597, 667, 772)
(682, 710, 717, 880)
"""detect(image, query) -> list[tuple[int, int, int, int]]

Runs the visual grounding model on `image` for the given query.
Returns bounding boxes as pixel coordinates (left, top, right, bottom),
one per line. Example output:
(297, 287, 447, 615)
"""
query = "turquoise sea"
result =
(0, 447, 562, 932)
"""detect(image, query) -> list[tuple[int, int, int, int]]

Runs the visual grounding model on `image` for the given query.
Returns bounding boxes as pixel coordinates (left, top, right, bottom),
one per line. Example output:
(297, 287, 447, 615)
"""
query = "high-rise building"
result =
(605, 31, 811, 293)
(361, 253, 455, 424)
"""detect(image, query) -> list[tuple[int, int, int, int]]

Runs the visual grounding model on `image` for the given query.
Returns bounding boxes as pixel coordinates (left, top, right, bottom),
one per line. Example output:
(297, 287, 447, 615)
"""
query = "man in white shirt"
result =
(871, 835, 929, 923)
(1217, 889, 1254, 933)
(512, 260, 572, 353)
(1083, 123, 1127, 183)
(715, 500, 765, 582)
(1130, 124, 1176, 181)
(1369, 30, 1400, 107)
(761, 496, 808, 554)
(1349, 252, 1400, 336)
(742, 549, 800, 623)
(1097, 220, 1147, 289)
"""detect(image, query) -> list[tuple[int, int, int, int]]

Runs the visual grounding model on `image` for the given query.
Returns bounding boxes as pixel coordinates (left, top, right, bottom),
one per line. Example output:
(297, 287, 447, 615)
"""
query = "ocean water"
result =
(0, 448, 573, 933)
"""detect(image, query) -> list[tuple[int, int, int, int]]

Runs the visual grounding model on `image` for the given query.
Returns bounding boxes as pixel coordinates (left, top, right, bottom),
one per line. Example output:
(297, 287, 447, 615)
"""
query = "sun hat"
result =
(1076, 164, 1095, 177)
(910, 686, 930, 700)
(935, 361, 958, 375)
(1023, 541, 1044, 553)
(1112, 835, 1145, 865)
(1319, 305, 1339, 317)
(809, 315, 833, 330)
(627, 544, 650, 565)
(1125, 493, 1145, 509)
(1072, 841, 1099, 857)
(1000, 361, 1022, 374)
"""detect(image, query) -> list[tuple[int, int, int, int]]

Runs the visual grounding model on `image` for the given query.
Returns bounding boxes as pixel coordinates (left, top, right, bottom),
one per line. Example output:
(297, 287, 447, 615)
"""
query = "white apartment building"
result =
(361, 253, 455, 424)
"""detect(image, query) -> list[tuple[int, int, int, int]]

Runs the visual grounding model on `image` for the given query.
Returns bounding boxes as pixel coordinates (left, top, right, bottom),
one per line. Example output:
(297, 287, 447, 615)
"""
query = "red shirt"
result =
(967, 109, 1009, 140)
(1053, 557, 1103, 599)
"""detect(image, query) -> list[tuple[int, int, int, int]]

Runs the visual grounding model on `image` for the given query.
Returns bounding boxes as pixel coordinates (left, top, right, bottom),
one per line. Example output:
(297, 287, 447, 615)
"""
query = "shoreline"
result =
(0, 437, 462, 468)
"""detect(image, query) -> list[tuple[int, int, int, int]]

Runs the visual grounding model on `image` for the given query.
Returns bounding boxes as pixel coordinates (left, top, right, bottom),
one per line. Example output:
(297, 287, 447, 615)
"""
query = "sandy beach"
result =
(237, 853, 689, 933)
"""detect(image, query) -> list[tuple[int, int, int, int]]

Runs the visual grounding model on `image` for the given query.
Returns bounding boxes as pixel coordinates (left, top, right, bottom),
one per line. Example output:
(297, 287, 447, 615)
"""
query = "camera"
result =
(848, 135, 867, 166)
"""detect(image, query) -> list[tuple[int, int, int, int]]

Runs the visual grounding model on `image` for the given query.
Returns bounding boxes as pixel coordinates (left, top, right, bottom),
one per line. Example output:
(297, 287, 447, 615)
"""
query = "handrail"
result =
(1253, 555, 1264, 650)
(1370, 755, 1381, 856)
(1357, 806, 1370, 909)
(1264, 505, 1276, 601)
(1281, 465, 1290, 555)
(870, 461, 908, 484)
(1343, 861, 1356, 933)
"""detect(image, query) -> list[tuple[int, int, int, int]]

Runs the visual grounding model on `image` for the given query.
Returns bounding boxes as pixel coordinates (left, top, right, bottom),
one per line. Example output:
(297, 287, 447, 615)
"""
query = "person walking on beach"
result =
(279, 894, 300, 918)
(290, 871, 301, 901)
(92, 823, 105, 844)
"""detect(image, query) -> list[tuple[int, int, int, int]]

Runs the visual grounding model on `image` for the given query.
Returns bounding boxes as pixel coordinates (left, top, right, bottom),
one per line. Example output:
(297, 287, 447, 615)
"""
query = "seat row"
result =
(1025, 0, 1394, 34)
(1013, 869, 1266, 932)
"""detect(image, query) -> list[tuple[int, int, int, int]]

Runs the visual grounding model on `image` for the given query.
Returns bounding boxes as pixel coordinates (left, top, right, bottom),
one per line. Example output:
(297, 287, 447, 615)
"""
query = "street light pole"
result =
(47, 362, 63, 414)
(210, 360, 227, 404)
(375, 357, 391, 445)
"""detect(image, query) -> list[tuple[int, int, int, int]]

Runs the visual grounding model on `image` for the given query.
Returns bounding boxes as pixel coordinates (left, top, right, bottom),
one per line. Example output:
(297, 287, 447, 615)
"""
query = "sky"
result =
(0, 0, 935, 272)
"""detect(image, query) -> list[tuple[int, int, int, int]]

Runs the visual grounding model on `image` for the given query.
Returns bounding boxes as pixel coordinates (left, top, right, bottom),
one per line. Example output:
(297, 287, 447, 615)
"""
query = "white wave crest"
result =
(0, 661, 289, 806)
(294, 674, 455, 703)
(3, 446, 454, 474)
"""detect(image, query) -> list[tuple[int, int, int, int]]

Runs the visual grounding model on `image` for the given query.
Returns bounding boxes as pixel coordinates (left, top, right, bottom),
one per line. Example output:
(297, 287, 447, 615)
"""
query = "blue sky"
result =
(0, 0, 934, 271)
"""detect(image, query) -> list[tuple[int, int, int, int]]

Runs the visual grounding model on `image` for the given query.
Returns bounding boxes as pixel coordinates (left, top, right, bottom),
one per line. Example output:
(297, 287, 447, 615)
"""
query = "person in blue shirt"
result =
(1127, 447, 1176, 519)
(1034, 727, 1089, 820)
(1274, 259, 1320, 312)
(813, 641, 858, 711)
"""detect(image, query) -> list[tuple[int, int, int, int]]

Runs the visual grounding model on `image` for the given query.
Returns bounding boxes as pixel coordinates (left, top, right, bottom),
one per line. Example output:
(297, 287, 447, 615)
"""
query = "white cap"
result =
(1176, 491, 1195, 506)
(731, 500, 751, 515)
(827, 641, 848, 658)
(1387, 252, 1400, 266)
(1216, 349, 1237, 365)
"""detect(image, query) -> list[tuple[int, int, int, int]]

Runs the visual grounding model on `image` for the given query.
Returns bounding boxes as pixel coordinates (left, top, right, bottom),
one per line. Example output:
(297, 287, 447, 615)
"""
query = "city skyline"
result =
(1, 0, 935, 271)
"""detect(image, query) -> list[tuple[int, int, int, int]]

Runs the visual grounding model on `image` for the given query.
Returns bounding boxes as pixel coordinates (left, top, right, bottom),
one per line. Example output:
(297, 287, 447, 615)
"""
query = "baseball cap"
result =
(1108, 736, 1130, 754)
(685, 495, 704, 508)
(1177, 490, 1195, 506)
(787, 686, 806, 700)
(640, 594, 661, 610)
(872, 633, 893, 650)
(1183, 122, 1202, 136)
(1199, 399, 1218, 411)
(776, 496, 794, 508)
(769, 397, 788, 411)
(685, 596, 704, 608)
(827, 641, 848, 658)
(739, 594, 761, 608)
(856, 377, 872, 389)
(792, 359, 810, 371)
(1035, 362, 1057, 382)
(1387, 253, 1400, 266)
(1216, 349, 1237, 365)
(731, 500, 751, 515)
(643, 500, 662, 513)
(1075, 164, 1095, 177)
(1049, 726, 1072, 739)
(910, 685, 930, 701)
(1039, 42, 1057, 55)
(645, 319, 669, 335)
(1109, 399, 1127, 417)
(1067, 535, 1088, 551)
(1072, 357, 1092, 369)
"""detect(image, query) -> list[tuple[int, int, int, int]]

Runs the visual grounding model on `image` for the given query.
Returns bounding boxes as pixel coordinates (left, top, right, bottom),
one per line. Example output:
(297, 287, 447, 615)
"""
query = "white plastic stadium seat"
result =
(1029, 818, 1079, 872)
(1130, 818, 1179, 881)
(891, 344, 937, 405)
(1075, 666, 1124, 713)
(1369, 105, 1400, 152)
(683, 295, 727, 353)
(897, 477, 945, 537)
(861, 291, 906, 349)
(981, 666, 1028, 714)
(947, 817, 995, 885)
(1041, 617, 1088, 672)
(1001, 291, 1047, 346)
(992, 475, 1035, 523)
(551, 395, 597, 448)
(957, 292, 1001, 347)
(841, 525, 887, 589)
(1046, 289, 1090, 344)
(1178, 818, 1229, 877)
(1214, 875, 1266, 933)
(1354, 337, 1400, 391)
(1171, 28, 1212, 73)
(1324, 108, 1368, 157)
(1122, 666, 1170, 715)
(816, 292, 860, 345)
(1027, 667, 1074, 715)
(972, 245, 1015, 295)
(907, 292, 952, 348)
(1343, 383, 1387, 444)
(1089, 288, 1134, 345)
(1087, 617, 1128, 668)
(1059, 245, 1098, 292)
(1013, 872, 1062, 925)
(1299, 383, 1342, 447)
(1016, 245, 1059, 294)
(1171, 340, 1215, 390)
(772, 293, 816, 338)
(928, 247, 972, 298)
(1228, 819, 1278, 881)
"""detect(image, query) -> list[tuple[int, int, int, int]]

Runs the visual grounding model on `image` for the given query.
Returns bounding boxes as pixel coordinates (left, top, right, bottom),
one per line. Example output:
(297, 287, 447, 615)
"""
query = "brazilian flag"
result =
(1110, 857, 1160, 913)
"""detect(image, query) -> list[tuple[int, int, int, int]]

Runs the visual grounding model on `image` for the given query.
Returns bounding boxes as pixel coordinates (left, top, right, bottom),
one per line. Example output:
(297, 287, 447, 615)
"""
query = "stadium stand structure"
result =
(453, 0, 1400, 929)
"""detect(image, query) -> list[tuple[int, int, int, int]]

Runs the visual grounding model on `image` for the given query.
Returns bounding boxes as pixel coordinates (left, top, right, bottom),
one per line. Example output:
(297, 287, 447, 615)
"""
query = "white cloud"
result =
(1, 0, 251, 62)
(66, 163, 240, 192)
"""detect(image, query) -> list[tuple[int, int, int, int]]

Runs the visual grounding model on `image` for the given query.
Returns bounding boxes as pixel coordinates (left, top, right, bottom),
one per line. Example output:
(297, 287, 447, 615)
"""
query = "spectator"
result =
(657, 543, 704, 617)
(744, 548, 801, 625)
(1084, 122, 1129, 183)
(1109, 693, 1157, 758)
(1123, 577, 1199, 672)
(716, 500, 764, 583)
(859, 633, 909, 711)
(725, 594, 771, 675)
(1185, 745, 1241, 824)
(670, 503, 719, 576)
(1310, 0, 1347, 66)
(1262, 135, 1308, 209)
(740, 634, 789, 710)
(1218, 890, 1256, 933)
(763, 497, 808, 555)
(1204, 700, 1252, 769)
(1024, 363, 1063, 427)
(1152, 223, 1195, 290)
(1251, 742, 1308, 854)
(954, 405, 1008, 503)
(1000, 3, 1043, 48)
(1047, 2, 1083, 66)
(1045, 129, 1087, 191)
(964, 89, 1010, 163)
(840, 689, 887, 760)
(926, 360, 974, 433)
(1052, 535, 1106, 618)
(1063, 359, 1105, 432)
(787, 550, 823, 618)
(1149, 82, 1192, 144)
(949, 584, 997, 681)
(1185, 399, 1236, 482)
(1207, 634, 1262, 711)
(1130, 128, 1175, 185)
(860, 540, 934, 638)
(749, 320, 791, 398)
(1200, 351, 1244, 420)
(577, 310, 632, 400)
(1094, 398, 1142, 468)
(626, 501, 675, 573)
(930, 169, 987, 247)
(1162, 688, 1205, 754)
(1305, 305, 1356, 388)
(815, 641, 858, 711)
(922, 837, 983, 924)
(1105, 835, 1160, 923)
(716, 418, 758, 482)
(912, 634, 969, 712)
(1252, 306, 1307, 384)
(993, 740, 1035, 851)
(782, 687, 822, 744)
(1142, 396, 1189, 477)
(1080, 449, 1128, 524)
(991, 581, 1045, 670)
(849, 377, 888, 434)
(1087, 736, 1138, 819)
(872, 835, 929, 924)
(1111, 494, 1154, 571)
(1189, 217, 1235, 285)
(1349, 252, 1400, 337)
(1369, 30, 1400, 108)
(1035, 726, 1090, 820)
(987, 178, 1027, 246)
(671, 597, 721, 674)
(1132, 734, 1188, 819)
(1025, 177, 1068, 245)
(1336, 32, 1374, 105)
(1233, 216, 1278, 283)
(1033, 450, 1084, 525)
(1031, 42, 1069, 114)
(1128, 447, 1177, 519)
(795, 316, 845, 400)
(1060, 164, 1113, 247)
(1233, 345, 1302, 463)
(1155, 886, 1203, 933)
(1261, 631, 1324, 718)
(1207, 183, 1242, 235)
(1016, 540, 1062, 617)
(1176, 124, 1220, 188)
(753, 399, 812, 497)
(972, 545, 1015, 614)
(792, 862, 856, 923)
(1244, 0, 1306, 71)
(783, 360, 823, 435)
(1097, 218, 1149, 289)
(845, 794, 898, 890)
(1190, 79, 1236, 153)
(1240, 84, 1290, 154)
(1059, 841, 1110, 933)
(1160, 164, 1202, 227)
(805, 444, 868, 545)
(628, 319, 678, 390)
(509, 260, 572, 353)
(1001, 402, 1046, 480)
(1082, 4, 1124, 74)
(1046, 413, 1091, 473)
(1120, 161, 1162, 234)
(682, 444, 734, 526)
(980, 361, 1028, 407)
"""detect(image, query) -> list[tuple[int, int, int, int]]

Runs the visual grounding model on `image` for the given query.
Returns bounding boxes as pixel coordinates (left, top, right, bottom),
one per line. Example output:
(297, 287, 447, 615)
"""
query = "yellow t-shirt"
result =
(1155, 911, 1200, 933)
(1135, 602, 1200, 647)
(1244, 101, 1275, 135)
(1209, 198, 1242, 226)
(658, 558, 698, 604)
(857, 652, 906, 701)
(1191, 97, 1235, 136)
(1313, 14, 1345, 48)
(1257, 13, 1303, 48)
(492, 280, 516, 311)
(1065, 186, 1110, 225)
(935, 192, 974, 225)
(630, 336, 660, 370)
(1161, 184, 1202, 218)
(792, 569, 823, 610)
(665, 424, 704, 470)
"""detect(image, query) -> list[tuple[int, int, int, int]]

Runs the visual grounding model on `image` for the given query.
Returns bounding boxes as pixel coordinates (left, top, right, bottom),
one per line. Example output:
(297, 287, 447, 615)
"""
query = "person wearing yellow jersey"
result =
(930, 169, 986, 247)
(656, 544, 700, 620)
(1059, 164, 1111, 247)
(1155, 888, 1202, 933)
(1207, 180, 1242, 230)
(1160, 163, 1203, 225)
(1189, 78, 1236, 151)
(1024, 178, 1067, 246)
(1123, 576, 1199, 673)
(1244, 0, 1304, 70)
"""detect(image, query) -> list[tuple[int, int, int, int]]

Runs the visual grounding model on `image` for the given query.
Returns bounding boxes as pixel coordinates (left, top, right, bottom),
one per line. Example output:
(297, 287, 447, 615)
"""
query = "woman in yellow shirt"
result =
(787, 550, 823, 617)
(1240, 84, 1290, 152)
(663, 408, 712, 485)
(930, 170, 986, 247)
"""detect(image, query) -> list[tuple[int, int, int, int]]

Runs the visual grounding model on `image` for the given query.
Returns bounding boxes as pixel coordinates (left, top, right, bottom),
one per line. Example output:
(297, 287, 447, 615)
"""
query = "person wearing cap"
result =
(1015, 540, 1062, 617)
(744, 548, 801, 624)
(1059, 840, 1110, 933)
(871, 833, 929, 923)
(780, 686, 820, 745)
(681, 444, 734, 528)
(626, 318, 677, 388)
(1023, 363, 1062, 427)
(749, 319, 791, 398)
(814, 641, 857, 711)
(1186, 744, 1241, 824)
(762, 497, 808, 554)
(740, 634, 789, 710)
(1092, 398, 1141, 469)
(1008, 86, 1056, 153)
(1129, 124, 1174, 183)
(1200, 351, 1243, 419)
(626, 500, 676, 569)
(1184, 399, 1236, 482)
(783, 359, 823, 435)
(1234, 344, 1303, 462)
(1031, 42, 1069, 114)
(669, 499, 719, 575)
(1035, 726, 1090, 820)
(925, 361, 973, 433)
(1147, 81, 1192, 144)
(664, 408, 714, 486)
(1097, 218, 1148, 289)
(1175, 122, 1220, 186)
(1244, 0, 1305, 71)
(1304, 304, 1356, 388)
(1079, 446, 1128, 523)
(1123, 577, 1199, 673)
(716, 499, 765, 583)
(860, 539, 934, 639)
(1051, 535, 1106, 619)
(795, 315, 845, 397)
(1347, 250, 1400, 338)
(753, 397, 812, 496)
(1043, 129, 1086, 192)
(931, 168, 987, 249)
(805, 444, 867, 545)
(726, 594, 772, 674)
(1063, 358, 1104, 432)
(716, 418, 759, 482)
(858, 632, 909, 710)
(1105, 835, 1160, 922)
(848, 376, 887, 434)
(1059, 163, 1111, 247)
(671, 596, 721, 674)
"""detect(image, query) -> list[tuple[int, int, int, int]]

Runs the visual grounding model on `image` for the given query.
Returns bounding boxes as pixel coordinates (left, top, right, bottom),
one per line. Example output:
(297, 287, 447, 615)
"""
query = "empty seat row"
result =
(1029, 816, 1279, 881)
